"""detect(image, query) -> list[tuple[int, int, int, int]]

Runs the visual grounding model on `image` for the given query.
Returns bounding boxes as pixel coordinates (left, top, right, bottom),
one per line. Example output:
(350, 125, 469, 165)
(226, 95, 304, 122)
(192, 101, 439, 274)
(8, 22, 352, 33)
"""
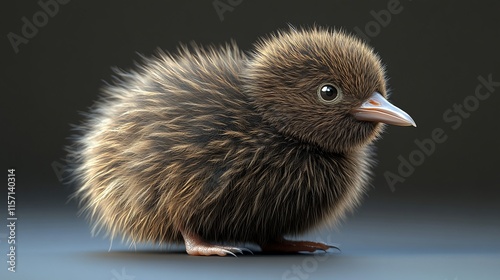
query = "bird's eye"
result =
(318, 84, 342, 103)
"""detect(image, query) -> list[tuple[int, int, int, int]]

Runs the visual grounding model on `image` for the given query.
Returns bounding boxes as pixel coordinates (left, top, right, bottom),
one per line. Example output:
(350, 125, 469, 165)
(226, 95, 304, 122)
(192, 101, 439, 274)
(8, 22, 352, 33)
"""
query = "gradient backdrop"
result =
(1, 1, 499, 279)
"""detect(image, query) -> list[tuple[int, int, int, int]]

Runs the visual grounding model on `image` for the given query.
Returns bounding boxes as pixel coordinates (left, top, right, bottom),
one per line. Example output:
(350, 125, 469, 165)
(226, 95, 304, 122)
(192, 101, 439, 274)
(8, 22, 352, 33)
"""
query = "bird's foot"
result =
(260, 237, 340, 253)
(181, 230, 252, 257)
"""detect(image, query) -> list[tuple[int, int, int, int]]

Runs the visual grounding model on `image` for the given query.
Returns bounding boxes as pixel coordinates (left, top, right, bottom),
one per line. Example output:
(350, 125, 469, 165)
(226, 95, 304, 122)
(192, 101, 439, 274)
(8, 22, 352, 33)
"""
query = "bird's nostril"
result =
(369, 100, 380, 106)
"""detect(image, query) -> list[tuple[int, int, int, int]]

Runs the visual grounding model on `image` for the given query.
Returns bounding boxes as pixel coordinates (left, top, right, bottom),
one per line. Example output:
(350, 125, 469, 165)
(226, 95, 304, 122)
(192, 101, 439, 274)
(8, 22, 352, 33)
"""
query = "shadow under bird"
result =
(69, 27, 416, 256)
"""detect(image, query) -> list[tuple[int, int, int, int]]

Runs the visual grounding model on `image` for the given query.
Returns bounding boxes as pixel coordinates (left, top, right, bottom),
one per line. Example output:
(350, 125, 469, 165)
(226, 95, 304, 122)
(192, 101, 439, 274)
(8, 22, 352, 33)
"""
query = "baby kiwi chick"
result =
(70, 27, 415, 256)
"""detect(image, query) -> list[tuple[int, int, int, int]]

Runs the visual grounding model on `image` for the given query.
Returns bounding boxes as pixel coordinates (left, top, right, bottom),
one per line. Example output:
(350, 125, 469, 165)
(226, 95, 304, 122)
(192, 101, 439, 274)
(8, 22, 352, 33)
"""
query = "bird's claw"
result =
(181, 229, 252, 257)
(239, 247, 254, 255)
(327, 244, 341, 252)
(260, 238, 341, 254)
(186, 244, 252, 257)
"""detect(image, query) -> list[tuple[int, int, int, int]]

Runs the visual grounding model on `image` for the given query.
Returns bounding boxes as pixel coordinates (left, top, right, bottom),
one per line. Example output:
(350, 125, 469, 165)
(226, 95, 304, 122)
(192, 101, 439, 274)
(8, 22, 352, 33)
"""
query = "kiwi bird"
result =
(70, 27, 416, 256)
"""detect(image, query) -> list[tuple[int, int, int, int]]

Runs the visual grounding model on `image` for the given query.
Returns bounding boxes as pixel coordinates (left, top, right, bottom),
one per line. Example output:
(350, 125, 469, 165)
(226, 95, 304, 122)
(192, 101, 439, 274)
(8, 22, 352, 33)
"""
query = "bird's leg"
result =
(260, 237, 340, 253)
(179, 228, 252, 256)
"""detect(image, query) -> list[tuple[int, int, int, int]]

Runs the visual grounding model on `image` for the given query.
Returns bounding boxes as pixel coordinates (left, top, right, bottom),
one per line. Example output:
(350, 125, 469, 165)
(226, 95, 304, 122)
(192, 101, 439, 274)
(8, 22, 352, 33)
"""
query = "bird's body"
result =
(71, 28, 415, 255)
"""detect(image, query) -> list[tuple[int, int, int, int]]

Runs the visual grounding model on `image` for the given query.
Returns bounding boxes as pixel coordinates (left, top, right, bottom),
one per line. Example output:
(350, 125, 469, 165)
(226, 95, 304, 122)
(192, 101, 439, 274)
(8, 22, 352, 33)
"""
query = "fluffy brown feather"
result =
(69, 27, 387, 247)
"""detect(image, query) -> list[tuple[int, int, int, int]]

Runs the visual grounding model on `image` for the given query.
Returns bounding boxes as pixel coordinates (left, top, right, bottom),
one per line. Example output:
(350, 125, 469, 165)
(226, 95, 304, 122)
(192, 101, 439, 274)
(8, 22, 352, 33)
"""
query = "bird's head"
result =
(244, 27, 416, 153)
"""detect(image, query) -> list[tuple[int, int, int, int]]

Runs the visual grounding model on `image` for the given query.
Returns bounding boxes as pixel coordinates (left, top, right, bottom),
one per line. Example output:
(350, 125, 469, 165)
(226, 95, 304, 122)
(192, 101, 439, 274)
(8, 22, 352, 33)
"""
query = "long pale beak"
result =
(350, 92, 416, 127)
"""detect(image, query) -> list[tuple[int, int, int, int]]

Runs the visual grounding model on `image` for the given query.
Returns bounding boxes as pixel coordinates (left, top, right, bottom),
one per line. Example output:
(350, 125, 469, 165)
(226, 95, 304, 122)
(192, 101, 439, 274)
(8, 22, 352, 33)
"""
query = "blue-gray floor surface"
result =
(1, 192, 499, 280)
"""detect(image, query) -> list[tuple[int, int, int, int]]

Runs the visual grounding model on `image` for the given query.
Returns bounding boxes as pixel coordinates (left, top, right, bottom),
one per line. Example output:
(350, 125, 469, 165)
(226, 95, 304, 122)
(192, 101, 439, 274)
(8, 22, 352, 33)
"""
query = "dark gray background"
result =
(1, 1, 499, 279)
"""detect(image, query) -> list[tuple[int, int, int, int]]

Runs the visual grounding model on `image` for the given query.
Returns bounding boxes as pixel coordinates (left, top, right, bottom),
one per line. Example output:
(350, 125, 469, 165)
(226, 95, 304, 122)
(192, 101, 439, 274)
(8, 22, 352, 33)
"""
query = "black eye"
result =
(318, 84, 341, 103)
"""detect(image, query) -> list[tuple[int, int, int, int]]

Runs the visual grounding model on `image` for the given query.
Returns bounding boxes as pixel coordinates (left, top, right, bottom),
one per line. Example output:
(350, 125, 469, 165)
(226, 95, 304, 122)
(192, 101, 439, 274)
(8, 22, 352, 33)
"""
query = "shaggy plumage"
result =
(69, 27, 413, 255)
